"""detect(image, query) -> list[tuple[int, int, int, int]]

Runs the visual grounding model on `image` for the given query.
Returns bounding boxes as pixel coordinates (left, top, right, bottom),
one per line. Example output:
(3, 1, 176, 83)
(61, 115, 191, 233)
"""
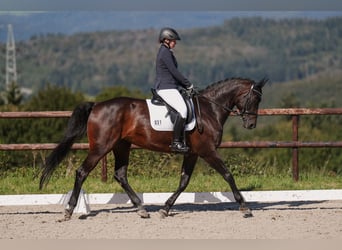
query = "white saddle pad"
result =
(146, 99, 196, 131)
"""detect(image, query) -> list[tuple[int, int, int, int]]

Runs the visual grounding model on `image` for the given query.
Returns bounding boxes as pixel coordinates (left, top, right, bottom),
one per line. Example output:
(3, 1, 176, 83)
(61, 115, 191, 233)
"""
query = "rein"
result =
(193, 93, 204, 133)
(195, 92, 239, 115)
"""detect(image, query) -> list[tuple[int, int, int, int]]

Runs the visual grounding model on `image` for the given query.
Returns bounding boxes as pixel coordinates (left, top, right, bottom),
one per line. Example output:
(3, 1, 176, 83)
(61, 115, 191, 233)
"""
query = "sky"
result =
(1, 0, 342, 11)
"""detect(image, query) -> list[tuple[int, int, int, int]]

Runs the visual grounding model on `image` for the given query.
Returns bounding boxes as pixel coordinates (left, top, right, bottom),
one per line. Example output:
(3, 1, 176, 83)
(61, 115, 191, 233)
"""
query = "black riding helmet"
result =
(158, 27, 181, 43)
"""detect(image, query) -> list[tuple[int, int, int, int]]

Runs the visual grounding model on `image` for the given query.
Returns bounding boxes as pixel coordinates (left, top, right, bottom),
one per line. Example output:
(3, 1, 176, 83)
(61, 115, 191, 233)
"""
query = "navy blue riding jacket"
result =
(154, 44, 191, 90)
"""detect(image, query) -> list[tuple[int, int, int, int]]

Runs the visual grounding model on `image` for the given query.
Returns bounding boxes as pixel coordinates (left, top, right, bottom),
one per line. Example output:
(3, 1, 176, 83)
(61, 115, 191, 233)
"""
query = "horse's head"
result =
(235, 78, 268, 129)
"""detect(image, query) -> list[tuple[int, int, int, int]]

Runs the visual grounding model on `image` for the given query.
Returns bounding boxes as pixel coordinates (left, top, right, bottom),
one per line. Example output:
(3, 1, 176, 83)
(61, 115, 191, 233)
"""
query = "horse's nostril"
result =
(248, 123, 255, 129)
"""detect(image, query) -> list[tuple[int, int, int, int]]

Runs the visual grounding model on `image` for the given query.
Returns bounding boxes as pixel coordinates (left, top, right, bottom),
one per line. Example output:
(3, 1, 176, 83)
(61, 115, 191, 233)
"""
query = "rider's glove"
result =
(186, 84, 194, 90)
(185, 84, 195, 96)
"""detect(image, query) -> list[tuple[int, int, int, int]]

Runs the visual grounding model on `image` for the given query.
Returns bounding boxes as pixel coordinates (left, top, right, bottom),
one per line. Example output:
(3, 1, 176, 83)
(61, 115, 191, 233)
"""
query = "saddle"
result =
(150, 88, 194, 124)
(146, 88, 196, 131)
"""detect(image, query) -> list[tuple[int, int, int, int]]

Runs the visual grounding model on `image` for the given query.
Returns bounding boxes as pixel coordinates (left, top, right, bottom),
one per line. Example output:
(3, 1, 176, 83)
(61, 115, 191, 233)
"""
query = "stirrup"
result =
(170, 141, 189, 153)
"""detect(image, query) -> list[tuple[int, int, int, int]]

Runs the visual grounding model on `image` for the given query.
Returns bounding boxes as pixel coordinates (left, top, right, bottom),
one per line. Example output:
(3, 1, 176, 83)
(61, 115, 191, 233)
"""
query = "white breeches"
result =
(156, 89, 187, 119)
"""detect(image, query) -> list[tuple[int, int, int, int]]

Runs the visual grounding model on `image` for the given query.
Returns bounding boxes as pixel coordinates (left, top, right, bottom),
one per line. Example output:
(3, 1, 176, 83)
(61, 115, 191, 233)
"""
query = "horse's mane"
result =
(200, 77, 254, 94)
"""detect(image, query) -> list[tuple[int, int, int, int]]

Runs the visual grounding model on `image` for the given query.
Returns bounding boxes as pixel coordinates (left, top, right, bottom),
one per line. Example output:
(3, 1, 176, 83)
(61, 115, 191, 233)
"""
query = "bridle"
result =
(194, 84, 262, 118)
(238, 84, 262, 117)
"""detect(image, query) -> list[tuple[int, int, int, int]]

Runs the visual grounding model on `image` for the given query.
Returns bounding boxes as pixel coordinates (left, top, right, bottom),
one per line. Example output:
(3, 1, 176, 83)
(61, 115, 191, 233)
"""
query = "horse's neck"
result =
(202, 84, 240, 125)
(204, 84, 239, 108)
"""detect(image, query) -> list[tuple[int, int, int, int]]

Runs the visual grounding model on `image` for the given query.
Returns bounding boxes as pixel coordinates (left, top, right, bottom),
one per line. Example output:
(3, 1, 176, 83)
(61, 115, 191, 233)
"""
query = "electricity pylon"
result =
(6, 24, 17, 90)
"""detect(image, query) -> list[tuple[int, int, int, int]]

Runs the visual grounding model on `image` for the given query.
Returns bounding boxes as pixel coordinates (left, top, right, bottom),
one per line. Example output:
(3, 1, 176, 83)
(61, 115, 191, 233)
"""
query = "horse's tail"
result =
(39, 101, 95, 189)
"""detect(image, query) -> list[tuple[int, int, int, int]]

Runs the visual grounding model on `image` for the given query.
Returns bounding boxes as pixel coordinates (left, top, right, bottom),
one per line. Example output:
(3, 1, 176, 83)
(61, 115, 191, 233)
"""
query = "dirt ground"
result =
(0, 200, 341, 239)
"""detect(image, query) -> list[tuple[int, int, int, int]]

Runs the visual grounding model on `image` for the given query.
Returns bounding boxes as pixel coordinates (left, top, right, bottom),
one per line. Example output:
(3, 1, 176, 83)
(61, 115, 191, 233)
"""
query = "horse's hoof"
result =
(243, 211, 253, 218)
(240, 207, 253, 218)
(57, 217, 70, 223)
(57, 209, 72, 222)
(159, 209, 168, 219)
(137, 209, 150, 218)
(57, 214, 71, 223)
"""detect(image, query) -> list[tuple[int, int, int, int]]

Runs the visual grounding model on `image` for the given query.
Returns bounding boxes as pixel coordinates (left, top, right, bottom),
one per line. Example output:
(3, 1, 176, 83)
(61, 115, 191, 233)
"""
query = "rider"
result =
(154, 27, 194, 153)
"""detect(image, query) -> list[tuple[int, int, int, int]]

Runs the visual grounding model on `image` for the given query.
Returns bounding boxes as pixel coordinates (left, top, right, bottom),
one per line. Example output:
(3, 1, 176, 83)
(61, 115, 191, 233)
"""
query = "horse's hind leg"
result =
(63, 152, 103, 221)
(113, 140, 149, 218)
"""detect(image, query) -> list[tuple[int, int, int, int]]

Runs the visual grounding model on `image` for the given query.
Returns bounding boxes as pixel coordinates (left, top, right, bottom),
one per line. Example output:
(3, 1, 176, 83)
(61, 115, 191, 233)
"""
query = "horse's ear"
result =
(256, 77, 268, 88)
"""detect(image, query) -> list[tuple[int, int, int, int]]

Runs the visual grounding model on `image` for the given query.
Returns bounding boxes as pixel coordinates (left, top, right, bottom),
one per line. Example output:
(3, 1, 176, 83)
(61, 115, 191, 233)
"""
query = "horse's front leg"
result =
(202, 152, 253, 218)
(159, 154, 198, 218)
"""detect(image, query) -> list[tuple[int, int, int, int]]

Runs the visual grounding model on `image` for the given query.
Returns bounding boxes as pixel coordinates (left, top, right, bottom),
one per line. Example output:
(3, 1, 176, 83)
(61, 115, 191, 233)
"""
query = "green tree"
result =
(95, 85, 147, 102)
(0, 92, 5, 105)
(25, 84, 85, 111)
(6, 82, 23, 105)
(22, 84, 86, 143)
(0, 85, 86, 170)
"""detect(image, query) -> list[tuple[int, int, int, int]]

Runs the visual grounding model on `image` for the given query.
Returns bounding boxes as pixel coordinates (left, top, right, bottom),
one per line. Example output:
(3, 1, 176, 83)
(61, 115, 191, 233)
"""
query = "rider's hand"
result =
(185, 84, 195, 96)
(186, 84, 194, 90)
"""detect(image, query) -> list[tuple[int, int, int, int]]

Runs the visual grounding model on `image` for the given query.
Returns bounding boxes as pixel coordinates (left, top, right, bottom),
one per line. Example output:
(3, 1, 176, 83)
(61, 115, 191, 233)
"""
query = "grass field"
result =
(1, 166, 341, 195)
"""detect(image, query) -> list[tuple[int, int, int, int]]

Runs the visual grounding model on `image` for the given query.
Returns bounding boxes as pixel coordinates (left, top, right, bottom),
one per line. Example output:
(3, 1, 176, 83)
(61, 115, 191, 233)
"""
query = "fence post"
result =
(292, 115, 299, 181)
(101, 155, 108, 182)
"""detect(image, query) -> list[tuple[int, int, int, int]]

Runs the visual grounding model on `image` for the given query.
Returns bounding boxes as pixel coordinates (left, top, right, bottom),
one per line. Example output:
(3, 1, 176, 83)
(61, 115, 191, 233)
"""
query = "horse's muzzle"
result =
(242, 116, 257, 129)
(246, 123, 256, 129)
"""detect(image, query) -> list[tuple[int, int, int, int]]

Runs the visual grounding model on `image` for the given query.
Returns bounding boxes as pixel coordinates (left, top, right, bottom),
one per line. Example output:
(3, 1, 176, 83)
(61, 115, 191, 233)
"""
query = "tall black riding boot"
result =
(170, 115, 189, 153)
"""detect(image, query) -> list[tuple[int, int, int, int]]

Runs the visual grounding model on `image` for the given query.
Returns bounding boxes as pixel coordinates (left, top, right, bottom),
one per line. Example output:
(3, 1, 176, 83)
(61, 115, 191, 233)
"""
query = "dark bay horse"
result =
(40, 77, 267, 221)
